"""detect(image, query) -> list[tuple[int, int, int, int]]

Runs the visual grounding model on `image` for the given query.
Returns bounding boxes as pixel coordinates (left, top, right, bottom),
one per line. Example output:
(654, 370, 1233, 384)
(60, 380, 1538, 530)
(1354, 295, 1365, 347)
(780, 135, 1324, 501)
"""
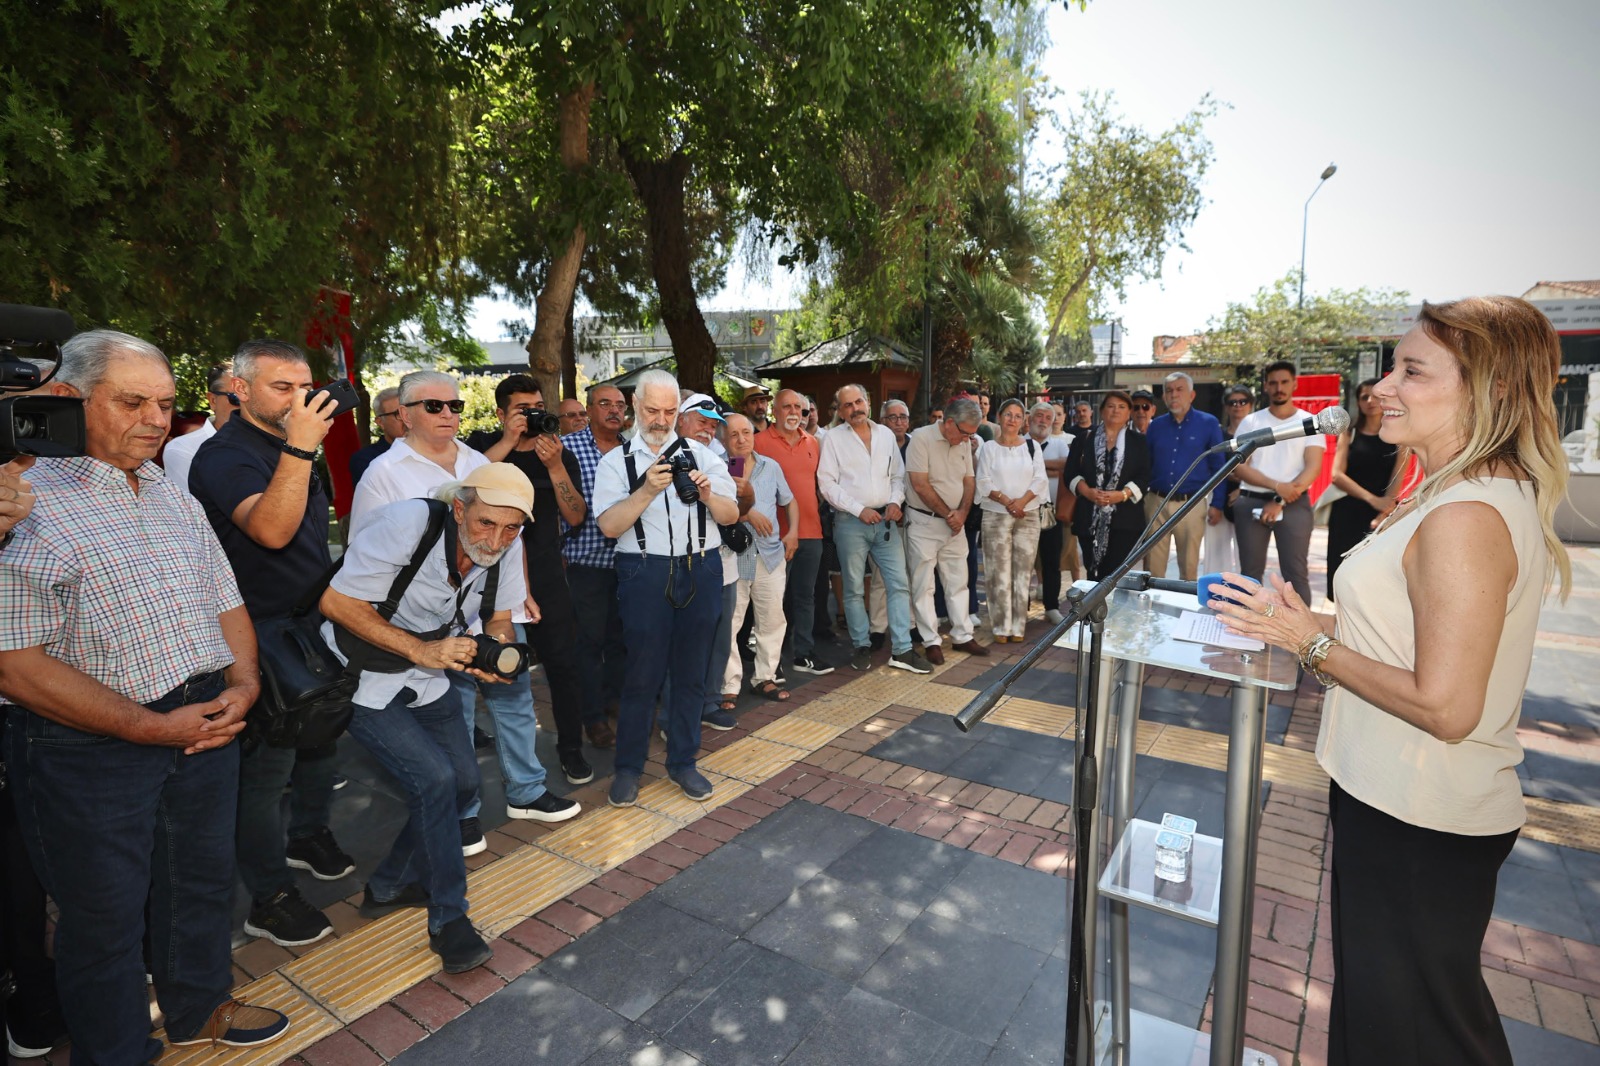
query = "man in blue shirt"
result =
(1140, 372, 1226, 581)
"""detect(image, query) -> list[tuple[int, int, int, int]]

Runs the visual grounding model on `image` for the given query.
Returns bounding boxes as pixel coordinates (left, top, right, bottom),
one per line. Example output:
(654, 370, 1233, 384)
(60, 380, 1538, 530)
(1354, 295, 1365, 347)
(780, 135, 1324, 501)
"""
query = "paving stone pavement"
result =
(17, 541, 1600, 1066)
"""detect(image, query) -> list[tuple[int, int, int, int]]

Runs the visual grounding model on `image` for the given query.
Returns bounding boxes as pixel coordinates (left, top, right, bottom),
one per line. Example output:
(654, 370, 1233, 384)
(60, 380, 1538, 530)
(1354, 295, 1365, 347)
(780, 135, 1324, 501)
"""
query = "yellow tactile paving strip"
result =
(751, 716, 851, 750)
(539, 805, 680, 870)
(791, 693, 892, 727)
(467, 847, 597, 938)
(697, 736, 808, 784)
(635, 770, 750, 821)
(282, 910, 443, 1023)
(156, 973, 340, 1065)
(1523, 795, 1600, 852)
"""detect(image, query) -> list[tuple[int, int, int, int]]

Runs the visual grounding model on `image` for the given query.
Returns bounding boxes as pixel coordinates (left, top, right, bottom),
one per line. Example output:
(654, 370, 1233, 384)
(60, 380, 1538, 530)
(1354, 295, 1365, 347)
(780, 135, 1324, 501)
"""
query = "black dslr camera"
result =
(470, 634, 531, 678)
(1, 304, 86, 462)
(663, 443, 699, 504)
(516, 406, 563, 437)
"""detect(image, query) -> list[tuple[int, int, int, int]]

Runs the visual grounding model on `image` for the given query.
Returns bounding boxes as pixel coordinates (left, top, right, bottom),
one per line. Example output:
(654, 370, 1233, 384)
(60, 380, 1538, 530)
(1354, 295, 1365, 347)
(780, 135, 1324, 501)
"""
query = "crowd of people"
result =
(3, 315, 1528, 1065)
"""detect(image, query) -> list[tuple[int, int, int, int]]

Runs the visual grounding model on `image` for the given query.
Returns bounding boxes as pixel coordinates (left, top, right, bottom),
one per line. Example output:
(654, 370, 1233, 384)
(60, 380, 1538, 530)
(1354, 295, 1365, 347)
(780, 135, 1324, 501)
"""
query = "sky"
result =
(467, 0, 1600, 358)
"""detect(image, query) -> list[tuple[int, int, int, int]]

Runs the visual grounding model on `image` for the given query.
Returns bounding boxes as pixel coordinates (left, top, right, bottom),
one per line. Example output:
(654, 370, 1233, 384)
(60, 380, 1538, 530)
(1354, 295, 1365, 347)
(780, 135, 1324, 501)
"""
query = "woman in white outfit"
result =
(976, 398, 1048, 642)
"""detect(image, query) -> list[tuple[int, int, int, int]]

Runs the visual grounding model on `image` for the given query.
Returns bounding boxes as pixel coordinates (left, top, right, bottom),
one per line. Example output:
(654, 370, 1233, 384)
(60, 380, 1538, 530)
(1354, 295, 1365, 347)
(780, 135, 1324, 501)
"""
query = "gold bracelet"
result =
(1297, 633, 1342, 688)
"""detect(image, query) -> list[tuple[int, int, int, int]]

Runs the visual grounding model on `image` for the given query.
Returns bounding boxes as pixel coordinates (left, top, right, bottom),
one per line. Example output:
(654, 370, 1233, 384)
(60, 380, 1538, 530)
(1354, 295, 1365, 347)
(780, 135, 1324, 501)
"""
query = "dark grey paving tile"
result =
(391, 974, 625, 1065)
(942, 744, 1057, 798)
(652, 842, 811, 935)
(1577, 879, 1600, 947)
(860, 912, 1048, 1045)
(1132, 777, 1230, 840)
(783, 987, 993, 1066)
(538, 899, 734, 1021)
(1521, 748, 1600, 807)
(1494, 856, 1597, 940)
(731, 799, 882, 875)
(1505, 836, 1568, 873)
(867, 722, 981, 773)
(991, 955, 1067, 1065)
(579, 1025, 702, 1066)
(642, 941, 850, 1066)
(746, 873, 921, 982)
(1127, 910, 1217, 1010)
(1520, 694, 1600, 731)
(978, 722, 1070, 754)
(1128, 984, 1206, 1030)
(825, 824, 976, 908)
(927, 854, 1068, 954)
(1503, 1016, 1600, 1065)
(1561, 844, 1600, 884)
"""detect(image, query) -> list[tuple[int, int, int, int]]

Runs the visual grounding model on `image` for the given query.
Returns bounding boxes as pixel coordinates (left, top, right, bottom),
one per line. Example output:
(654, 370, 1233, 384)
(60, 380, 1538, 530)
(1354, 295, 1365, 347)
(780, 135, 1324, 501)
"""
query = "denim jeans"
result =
(346, 688, 476, 934)
(615, 551, 724, 778)
(832, 512, 914, 654)
(236, 741, 337, 903)
(450, 622, 549, 817)
(782, 538, 823, 662)
(566, 562, 626, 724)
(6, 673, 238, 1065)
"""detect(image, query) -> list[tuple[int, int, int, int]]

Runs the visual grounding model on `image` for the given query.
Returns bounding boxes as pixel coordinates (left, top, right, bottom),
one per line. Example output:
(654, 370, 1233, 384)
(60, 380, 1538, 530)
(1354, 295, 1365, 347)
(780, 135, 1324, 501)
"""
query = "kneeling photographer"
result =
(466, 375, 595, 785)
(318, 464, 548, 974)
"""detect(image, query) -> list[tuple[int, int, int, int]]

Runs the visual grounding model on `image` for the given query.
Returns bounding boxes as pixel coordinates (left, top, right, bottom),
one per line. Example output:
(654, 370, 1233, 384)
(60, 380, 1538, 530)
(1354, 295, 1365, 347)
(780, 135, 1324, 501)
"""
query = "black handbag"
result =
(252, 605, 355, 749)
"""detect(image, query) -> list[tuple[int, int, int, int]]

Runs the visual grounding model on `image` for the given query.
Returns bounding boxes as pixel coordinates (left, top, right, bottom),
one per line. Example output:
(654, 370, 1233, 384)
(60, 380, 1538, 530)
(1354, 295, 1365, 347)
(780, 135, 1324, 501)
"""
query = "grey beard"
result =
(462, 540, 509, 569)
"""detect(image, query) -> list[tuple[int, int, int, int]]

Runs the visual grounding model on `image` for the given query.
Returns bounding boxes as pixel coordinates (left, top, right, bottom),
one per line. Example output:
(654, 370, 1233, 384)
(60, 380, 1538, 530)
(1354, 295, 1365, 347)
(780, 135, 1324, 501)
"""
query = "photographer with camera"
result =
(465, 375, 596, 786)
(162, 363, 236, 496)
(350, 372, 577, 857)
(0, 330, 289, 1060)
(188, 340, 357, 950)
(319, 464, 535, 973)
(595, 371, 738, 807)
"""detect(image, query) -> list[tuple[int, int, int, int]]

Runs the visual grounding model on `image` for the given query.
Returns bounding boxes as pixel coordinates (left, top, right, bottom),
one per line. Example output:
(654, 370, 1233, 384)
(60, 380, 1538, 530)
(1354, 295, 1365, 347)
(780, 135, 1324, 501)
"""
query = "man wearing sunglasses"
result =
(161, 362, 236, 497)
(348, 386, 401, 489)
(1129, 389, 1157, 435)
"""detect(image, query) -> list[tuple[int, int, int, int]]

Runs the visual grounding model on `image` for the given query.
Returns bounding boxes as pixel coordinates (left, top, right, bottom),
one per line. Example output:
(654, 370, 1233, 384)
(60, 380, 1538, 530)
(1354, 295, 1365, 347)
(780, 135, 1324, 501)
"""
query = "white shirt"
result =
(976, 438, 1049, 514)
(817, 420, 905, 517)
(323, 499, 523, 709)
(161, 418, 217, 496)
(349, 436, 530, 622)
(1238, 406, 1325, 484)
(592, 433, 737, 557)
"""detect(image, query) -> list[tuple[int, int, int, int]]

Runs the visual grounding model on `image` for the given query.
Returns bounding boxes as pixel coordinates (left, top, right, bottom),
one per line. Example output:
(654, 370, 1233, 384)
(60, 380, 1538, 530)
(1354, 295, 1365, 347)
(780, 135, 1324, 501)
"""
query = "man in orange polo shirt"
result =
(754, 388, 834, 676)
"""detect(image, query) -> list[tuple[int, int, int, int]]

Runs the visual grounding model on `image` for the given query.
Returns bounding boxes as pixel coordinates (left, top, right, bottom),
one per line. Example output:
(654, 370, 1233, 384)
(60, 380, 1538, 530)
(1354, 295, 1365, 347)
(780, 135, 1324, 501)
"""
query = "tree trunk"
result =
(931, 317, 971, 410)
(561, 297, 577, 398)
(619, 143, 718, 393)
(526, 81, 595, 401)
(1043, 253, 1097, 354)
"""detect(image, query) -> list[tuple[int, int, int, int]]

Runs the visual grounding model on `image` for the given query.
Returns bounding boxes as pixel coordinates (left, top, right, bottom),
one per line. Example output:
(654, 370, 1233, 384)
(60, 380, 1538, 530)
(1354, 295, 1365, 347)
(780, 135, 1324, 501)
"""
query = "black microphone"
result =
(0, 304, 74, 346)
(1115, 570, 1197, 595)
(1220, 406, 1350, 454)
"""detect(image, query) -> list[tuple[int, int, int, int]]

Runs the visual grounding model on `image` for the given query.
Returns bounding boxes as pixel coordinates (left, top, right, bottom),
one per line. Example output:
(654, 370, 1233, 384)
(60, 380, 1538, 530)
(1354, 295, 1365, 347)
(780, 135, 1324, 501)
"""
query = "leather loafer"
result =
(585, 720, 616, 749)
(923, 645, 945, 666)
(950, 640, 990, 657)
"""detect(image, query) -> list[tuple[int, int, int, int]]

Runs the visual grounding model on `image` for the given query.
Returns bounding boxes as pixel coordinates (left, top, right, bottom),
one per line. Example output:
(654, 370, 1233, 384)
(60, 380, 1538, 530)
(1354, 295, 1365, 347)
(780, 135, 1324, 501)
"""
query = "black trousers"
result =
(1037, 522, 1064, 610)
(525, 549, 587, 757)
(1328, 781, 1516, 1066)
(1078, 528, 1139, 582)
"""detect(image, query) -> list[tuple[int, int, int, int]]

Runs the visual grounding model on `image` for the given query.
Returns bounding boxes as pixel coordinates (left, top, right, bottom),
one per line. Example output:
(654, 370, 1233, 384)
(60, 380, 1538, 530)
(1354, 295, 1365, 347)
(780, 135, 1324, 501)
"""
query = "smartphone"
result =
(305, 378, 358, 420)
(727, 456, 746, 478)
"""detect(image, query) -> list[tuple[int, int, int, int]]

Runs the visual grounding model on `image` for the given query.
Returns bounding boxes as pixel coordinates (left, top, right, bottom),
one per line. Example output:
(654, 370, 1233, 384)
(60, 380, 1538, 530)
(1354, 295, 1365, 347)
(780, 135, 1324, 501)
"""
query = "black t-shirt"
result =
(190, 417, 332, 619)
(465, 429, 583, 558)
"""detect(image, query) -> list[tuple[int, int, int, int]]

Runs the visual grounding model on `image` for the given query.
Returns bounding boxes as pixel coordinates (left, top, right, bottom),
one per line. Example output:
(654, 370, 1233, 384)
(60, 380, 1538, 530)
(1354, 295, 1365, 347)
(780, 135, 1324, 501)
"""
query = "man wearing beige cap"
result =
(741, 384, 772, 432)
(321, 463, 577, 974)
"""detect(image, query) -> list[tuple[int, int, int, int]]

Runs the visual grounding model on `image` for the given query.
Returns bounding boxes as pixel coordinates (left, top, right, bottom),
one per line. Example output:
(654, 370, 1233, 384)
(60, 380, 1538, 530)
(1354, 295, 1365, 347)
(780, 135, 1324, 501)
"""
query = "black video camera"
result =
(663, 442, 699, 504)
(1, 304, 86, 463)
(516, 406, 563, 437)
(470, 634, 531, 678)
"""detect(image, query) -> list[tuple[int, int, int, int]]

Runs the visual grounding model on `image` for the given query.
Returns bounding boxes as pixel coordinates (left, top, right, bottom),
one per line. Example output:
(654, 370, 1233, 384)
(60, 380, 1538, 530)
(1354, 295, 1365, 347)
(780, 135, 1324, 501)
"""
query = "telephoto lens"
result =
(517, 407, 564, 437)
(668, 451, 699, 504)
(470, 634, 531, 679)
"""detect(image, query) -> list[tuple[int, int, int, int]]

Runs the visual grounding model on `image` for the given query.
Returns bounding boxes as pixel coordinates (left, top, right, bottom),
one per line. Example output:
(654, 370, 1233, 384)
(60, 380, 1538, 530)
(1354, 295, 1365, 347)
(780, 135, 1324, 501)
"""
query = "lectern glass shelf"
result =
(1097, 819, 1223, 927)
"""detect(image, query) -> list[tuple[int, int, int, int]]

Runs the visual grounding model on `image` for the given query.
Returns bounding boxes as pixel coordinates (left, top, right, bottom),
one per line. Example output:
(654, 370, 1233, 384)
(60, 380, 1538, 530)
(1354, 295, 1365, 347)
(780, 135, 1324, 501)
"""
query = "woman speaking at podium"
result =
(1207, 296, 1570, 1066)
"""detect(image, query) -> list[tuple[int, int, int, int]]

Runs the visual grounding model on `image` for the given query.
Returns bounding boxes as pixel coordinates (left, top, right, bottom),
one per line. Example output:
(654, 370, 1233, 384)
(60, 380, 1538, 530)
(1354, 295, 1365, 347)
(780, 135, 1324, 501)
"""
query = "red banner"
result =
(306, 287, 360, 518)
(1290, 373, 1342, 504)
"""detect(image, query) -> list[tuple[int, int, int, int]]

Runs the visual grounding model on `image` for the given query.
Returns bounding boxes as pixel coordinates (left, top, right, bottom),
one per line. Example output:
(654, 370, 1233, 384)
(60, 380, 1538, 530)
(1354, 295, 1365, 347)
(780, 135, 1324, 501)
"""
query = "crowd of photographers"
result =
(0, 323, 1093, 1063)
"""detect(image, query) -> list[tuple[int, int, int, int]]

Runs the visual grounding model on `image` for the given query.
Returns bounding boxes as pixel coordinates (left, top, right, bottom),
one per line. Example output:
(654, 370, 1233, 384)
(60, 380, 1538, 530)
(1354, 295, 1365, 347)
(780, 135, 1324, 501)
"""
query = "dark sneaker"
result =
(850, 647, 873, 671)
(460, 817, 487, 857)
(170, 999, 289, 1048)
(791, 656, 834, 676)
(359, 882, 429, 919)
(561, 752, 595, 785)
(243, 889, 333, 948)
(670, 768, 714, 801)
(608, 772, 640, 808)
(6, 1022, 60, 1060)
(6, 997, 67, 1059)
(332, 774, 349, 790)
(585, 719, 616, 749)
(890, 649, 934, 674)
(285, 827, 356, 881)
(869, 631, 886, 650)
(473, 726, 495, 750)
(701, 709, 737, 731)
(923, 644, 946, 666)
(428, 916, 493, 974)
(508, 791, 581, 823)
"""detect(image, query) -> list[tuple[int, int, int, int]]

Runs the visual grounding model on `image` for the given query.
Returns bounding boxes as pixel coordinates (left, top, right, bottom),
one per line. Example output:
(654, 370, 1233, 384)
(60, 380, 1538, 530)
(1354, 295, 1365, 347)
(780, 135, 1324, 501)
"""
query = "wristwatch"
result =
(280, 441, 318, 461)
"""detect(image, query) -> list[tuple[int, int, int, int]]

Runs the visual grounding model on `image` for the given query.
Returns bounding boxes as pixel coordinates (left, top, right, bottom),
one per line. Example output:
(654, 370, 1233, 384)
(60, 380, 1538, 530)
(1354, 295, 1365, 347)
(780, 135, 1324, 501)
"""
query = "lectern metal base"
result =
(1093, 1003, 1279, 1066)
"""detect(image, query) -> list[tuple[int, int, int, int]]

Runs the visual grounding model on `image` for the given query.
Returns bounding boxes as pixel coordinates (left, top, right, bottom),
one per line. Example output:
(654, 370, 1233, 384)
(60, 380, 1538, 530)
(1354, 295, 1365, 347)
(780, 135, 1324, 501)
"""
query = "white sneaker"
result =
(968, 613, 982, 628)
(1045, 609, 1064, 624)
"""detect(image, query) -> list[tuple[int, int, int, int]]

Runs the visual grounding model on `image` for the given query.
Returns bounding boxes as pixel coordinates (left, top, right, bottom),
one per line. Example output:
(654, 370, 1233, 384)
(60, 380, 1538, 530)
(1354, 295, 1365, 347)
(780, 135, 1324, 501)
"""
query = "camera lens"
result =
(471, 634, 530, 678)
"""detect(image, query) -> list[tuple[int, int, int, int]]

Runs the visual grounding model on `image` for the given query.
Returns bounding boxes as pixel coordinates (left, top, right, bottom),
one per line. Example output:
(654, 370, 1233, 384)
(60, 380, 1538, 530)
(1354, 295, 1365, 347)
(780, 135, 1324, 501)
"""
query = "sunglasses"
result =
(801, 409, 812, 416)
(1132, 403, 1154, 412)
(1226, 398, 1252, 407)
(403, 399, 465, 415)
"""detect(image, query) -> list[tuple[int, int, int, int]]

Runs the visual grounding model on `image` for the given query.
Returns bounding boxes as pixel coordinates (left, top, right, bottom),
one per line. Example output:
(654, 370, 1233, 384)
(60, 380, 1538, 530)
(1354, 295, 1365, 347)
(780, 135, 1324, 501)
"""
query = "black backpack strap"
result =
(376, 499, 452, 622)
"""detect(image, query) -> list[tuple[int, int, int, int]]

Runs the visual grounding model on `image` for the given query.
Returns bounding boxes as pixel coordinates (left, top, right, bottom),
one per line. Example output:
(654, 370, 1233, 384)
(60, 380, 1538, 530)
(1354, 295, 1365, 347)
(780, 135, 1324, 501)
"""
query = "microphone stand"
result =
(953, 440, 1263, 1066)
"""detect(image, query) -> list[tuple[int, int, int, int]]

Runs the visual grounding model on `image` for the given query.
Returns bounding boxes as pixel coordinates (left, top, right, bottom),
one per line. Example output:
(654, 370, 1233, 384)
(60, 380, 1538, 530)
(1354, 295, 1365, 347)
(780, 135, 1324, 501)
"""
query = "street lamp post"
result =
(1298, 163, 1337, 310)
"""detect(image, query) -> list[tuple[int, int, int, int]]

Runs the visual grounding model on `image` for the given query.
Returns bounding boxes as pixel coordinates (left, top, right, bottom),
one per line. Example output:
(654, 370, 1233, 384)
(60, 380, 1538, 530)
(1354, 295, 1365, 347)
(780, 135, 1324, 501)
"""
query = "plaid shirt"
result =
(0, 457, 243, 705)
(562, 427, 619, 568)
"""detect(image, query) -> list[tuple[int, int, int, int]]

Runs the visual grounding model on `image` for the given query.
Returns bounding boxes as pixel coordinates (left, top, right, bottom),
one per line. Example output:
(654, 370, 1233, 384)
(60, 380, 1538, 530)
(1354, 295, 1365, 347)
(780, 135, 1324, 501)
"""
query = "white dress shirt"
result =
(817, 420, 905, 517)
(348, 436, 530, 622)
(323, 499, 523, 709)
(161, 418, 217, 496)
(592, 433, 737, 557)
(976, 437, 1049, 514)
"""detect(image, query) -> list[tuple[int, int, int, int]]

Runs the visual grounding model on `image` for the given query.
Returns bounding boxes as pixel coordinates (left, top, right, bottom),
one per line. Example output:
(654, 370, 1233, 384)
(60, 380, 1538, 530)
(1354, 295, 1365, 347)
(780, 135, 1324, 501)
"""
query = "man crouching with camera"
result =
(319, 464, 535, 973)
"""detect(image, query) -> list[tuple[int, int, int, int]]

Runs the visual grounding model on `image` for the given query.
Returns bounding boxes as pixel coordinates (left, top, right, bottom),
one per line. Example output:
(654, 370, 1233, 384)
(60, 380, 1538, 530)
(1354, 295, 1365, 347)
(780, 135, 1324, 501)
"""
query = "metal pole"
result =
(1210, 682, 1270, 1066)
(1297, 164, 1337, 311)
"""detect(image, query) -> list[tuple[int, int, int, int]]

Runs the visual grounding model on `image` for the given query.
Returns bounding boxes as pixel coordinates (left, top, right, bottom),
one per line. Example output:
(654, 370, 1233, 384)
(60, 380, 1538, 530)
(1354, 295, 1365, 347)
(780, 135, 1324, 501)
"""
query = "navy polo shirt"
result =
(1144, 408, 1228, 510)
(190, 416, 332, 619)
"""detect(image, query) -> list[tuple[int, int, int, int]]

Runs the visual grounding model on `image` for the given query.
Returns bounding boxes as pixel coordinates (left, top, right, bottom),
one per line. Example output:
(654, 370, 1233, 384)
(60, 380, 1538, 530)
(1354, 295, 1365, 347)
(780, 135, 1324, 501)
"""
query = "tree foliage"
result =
(1037, 91, 1217, 351)
(0, 0, 474, 373)
(1192, 269, 1409, 375)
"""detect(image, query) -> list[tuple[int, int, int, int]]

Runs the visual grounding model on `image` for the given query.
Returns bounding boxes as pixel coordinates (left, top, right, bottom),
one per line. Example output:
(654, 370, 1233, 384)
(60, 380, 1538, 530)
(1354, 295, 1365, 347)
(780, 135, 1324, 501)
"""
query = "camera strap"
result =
(622, 437, 707, 557)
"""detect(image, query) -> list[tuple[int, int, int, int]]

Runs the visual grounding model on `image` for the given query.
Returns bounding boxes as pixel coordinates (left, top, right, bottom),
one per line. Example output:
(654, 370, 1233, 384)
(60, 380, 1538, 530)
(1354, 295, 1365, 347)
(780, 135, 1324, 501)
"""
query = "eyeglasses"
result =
(1132, 404, 1153, 412)
(885, 413, 910, 421)
(375, 409, 400, 420)
(402, 399, 464, 415)
(592, 399, 626, 410)
(1225, 398, 1252, 407)
(801, 409, 811, 417)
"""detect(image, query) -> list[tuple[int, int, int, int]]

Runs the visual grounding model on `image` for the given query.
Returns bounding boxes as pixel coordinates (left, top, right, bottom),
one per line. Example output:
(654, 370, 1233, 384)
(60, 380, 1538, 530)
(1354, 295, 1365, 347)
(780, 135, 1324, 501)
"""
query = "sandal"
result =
(753, 681, 791, 702)
(718, 695, 738, 713)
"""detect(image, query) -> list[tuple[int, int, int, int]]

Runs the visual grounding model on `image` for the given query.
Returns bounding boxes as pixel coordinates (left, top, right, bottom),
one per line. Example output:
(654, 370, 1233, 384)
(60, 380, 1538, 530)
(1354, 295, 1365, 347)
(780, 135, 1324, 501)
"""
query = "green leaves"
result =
(1192, 270, 1409, 373)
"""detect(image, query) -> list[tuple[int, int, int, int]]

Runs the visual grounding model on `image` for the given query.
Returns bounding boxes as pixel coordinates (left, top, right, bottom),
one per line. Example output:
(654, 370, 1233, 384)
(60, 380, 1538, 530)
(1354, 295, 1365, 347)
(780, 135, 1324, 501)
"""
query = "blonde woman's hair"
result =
(1413, 296, 1571, 600)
